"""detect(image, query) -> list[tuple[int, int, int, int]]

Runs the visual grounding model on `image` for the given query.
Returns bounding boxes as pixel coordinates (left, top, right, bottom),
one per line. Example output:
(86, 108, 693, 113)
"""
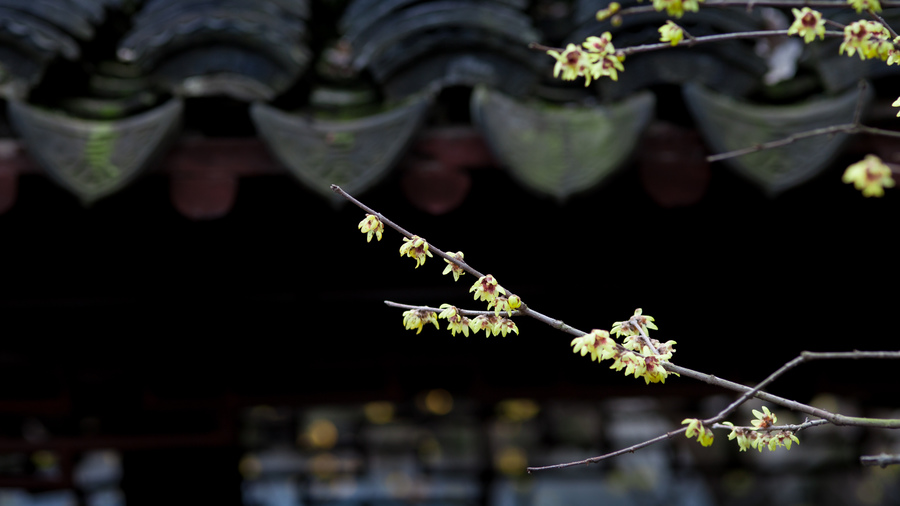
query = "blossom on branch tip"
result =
(787, 8, 825, 44)
(659, 21, 684, 46)
(611, 308, 658, 338)
(848, 0, 881, 12)
(402, 309, 439, 334)
(751, 406, 777, 429)
(652, 0, 702, 18)
(358, 214, 384, 242)
(399, 235, 433, 268)
(470, 275, 505, 303)
(682, 419, 714, 447)
(842, 154, 895, 197)
(442, 251, 466, 281)
(596, 2, 619, 21)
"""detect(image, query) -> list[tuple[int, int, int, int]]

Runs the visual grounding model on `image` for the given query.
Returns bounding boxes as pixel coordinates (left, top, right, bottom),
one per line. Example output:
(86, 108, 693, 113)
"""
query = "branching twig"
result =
(706, 124, 900, 163)
(530, 352, 900, 472)
(529, 30, 843, 59)
(332, 186, 900, 474)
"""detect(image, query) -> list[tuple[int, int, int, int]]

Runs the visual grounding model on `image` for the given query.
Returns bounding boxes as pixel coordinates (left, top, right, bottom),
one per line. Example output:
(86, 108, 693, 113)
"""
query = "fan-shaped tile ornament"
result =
(118, 7, 309, 101)
(0, 7, 80, 98)
(683, 83, 870, 195)
(8, 98, 183, 204)
(251, 90, 434, 204)
(471, 86, 655, 201)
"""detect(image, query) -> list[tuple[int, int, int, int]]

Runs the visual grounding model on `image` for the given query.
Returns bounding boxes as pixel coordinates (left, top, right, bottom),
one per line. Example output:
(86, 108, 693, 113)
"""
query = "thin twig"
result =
(529, 352, 900, 472)
(384, 300, 520, 318)
(711, 419, 830, 433)
(707, 124, 900, 162)
(330, 185, 485, 280)
(528, 29, 843, 57)
(616, 30, 843, 57)
(860, 453, 900, 467)
(870, 10, 900, 39)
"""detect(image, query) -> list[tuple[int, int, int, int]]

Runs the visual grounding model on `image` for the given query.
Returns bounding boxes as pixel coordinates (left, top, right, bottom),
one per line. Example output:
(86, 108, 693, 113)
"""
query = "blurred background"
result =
(0, 0, 899, 505)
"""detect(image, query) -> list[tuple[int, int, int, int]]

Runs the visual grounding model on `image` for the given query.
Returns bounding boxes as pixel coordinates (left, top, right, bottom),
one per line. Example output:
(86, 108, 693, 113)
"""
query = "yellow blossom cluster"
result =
(570, 310, 677, 384)
(839, 20, 893, 61)
(721, 407, 800, 452)
(546, 32, 624, 86)
(437, 304, 519, 338)
(651, 0, 703, 18)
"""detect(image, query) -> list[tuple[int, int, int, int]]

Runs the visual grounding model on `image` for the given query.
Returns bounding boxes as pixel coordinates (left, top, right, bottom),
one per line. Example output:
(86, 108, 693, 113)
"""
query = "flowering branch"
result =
(528, 351, 900, 472)
(334, 185, 900, 472)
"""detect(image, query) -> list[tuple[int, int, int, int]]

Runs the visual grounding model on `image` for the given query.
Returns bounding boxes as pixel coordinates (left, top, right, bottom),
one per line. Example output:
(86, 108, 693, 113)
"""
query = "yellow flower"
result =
(787, 8, 825, 44)
(888, 48, 900, 66)
(611, 308, 658, 338)
(494, 317, 519, 337)
(839, 21, 892, 61)
(842, 154, 895, 197)
(892, 95, 900, 115)
(583, 33, 615, 56)
(848, 0, 881, 12)
(609, 350, 646, 379)
(595, 2, 620, 21)
(546, 44, 590, 83)
(652, 0, 702, 18)
(358, 214, 384, 242)
(659, 21, 684, 46)
(438, 306, 470, 338)
(751, 406, 777, 429)
(402, 309, 439, 334)
(442, 251, 466, 281)
(640, 351, 671, 384)
(399, 235, 433, 268)
(570, 329, 617, 363)
(682, 418, 714, 447)
(722, 422, 751, 451)
(470, 274, 505, 302)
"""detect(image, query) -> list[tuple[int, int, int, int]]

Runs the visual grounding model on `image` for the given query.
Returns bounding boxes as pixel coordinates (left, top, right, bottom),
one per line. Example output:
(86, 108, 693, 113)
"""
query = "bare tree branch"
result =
(860, 453, 900, 467)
